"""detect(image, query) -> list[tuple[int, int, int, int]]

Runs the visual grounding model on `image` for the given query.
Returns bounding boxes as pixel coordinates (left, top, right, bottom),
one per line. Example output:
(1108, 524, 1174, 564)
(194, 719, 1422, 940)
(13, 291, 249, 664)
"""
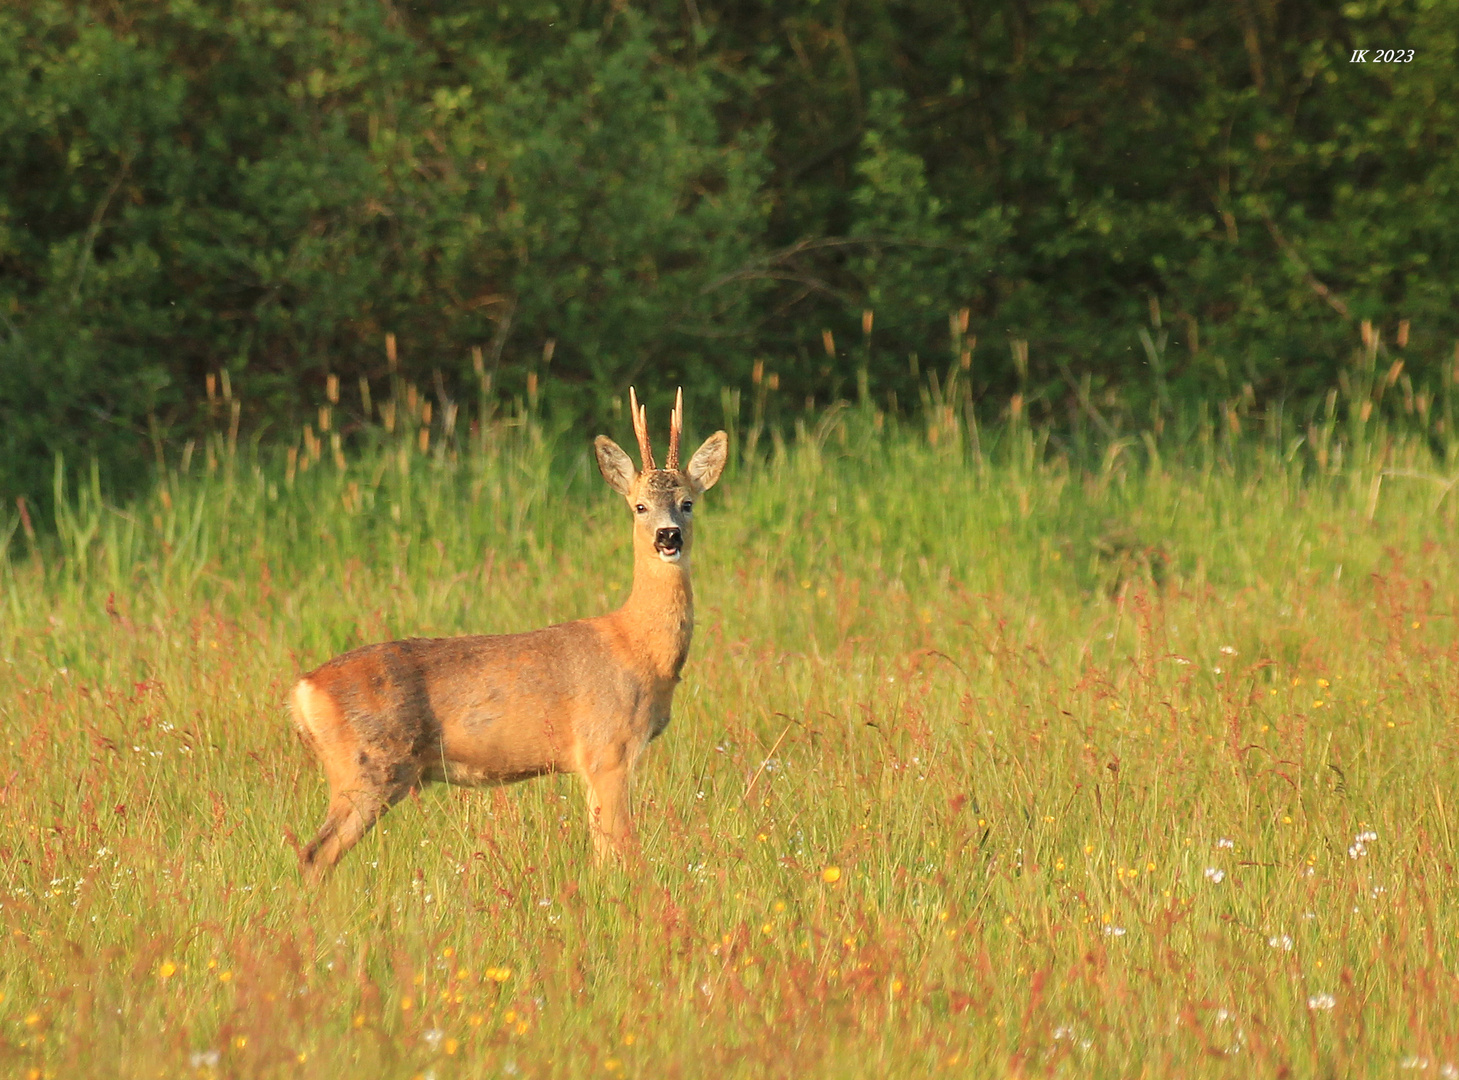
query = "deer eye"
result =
(681, 501, 693, 513)
(634, 504, 648, 514)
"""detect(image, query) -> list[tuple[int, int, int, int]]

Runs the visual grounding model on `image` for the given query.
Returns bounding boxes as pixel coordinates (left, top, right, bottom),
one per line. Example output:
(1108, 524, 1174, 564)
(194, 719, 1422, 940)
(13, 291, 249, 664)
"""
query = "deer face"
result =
(628, 471, 698, 563)
(595, 427, 727, 565)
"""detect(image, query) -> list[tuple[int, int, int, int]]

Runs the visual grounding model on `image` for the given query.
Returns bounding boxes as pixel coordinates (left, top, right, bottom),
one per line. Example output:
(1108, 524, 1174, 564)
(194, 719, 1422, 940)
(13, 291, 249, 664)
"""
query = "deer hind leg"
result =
(300, 763, 419, 882)
(293, 678, 416, 882)
(301, 787, 388, 882)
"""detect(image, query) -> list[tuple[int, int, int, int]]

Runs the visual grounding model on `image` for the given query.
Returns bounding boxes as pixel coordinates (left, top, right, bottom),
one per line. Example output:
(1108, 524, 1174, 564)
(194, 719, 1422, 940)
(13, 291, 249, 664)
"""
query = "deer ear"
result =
(685, 431, 728, 492)
(595, 436, 637, 496)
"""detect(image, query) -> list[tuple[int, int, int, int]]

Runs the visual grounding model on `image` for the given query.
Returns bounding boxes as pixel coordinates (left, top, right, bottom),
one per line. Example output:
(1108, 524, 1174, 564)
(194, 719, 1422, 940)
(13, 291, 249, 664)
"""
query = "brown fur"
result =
(292, 397, 727, 881)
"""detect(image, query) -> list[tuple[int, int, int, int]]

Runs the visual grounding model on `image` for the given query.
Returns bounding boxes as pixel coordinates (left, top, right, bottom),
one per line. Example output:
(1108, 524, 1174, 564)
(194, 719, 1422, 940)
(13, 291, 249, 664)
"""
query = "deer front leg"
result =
(581, 755, 635, 862)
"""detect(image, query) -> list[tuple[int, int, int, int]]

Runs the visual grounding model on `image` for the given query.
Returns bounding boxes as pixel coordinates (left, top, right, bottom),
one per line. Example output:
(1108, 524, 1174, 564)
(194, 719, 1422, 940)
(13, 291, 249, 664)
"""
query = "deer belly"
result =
(428, 710, 567, 786)
(428, 758, 556, 786)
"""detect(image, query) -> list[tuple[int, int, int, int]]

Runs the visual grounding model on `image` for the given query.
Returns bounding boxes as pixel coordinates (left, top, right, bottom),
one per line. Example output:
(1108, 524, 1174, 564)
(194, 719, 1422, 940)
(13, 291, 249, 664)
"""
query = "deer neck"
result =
(618, 554, 694, 680)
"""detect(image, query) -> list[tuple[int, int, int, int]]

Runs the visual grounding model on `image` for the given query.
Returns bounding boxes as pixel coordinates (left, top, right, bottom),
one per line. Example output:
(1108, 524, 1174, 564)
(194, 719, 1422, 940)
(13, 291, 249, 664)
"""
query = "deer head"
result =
(595, 388, 728, 566)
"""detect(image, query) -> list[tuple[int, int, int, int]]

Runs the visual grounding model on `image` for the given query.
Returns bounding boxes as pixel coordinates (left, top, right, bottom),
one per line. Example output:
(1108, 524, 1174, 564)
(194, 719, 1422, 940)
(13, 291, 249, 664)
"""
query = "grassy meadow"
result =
(2, 388, 1459, 1078)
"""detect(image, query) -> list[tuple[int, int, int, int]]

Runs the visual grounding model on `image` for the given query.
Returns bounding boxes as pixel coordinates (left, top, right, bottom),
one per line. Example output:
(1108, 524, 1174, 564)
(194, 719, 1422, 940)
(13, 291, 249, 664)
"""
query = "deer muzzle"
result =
(654, 527, 683, 561)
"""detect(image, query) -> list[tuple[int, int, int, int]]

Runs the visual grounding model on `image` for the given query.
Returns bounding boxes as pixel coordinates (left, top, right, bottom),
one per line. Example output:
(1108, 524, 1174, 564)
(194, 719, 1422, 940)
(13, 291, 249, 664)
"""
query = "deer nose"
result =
(655, 527, 682, 552)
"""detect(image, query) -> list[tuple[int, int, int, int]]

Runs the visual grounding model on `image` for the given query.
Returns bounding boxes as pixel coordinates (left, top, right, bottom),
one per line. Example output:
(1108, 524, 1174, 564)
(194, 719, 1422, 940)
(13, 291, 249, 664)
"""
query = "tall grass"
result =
(2, 369, 1459, 1078)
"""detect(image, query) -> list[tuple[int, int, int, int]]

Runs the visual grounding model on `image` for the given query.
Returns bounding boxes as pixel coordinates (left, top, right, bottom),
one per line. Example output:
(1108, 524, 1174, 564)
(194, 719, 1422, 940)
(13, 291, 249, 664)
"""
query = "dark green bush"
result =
(714, 0, 1458, 405)
(0, 1, 768, 505)
(1, 0, 1455, 506)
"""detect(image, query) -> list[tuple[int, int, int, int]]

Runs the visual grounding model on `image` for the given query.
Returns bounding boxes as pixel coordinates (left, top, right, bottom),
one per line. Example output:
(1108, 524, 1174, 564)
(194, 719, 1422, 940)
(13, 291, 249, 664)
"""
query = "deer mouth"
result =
(655, 542, 682, 562)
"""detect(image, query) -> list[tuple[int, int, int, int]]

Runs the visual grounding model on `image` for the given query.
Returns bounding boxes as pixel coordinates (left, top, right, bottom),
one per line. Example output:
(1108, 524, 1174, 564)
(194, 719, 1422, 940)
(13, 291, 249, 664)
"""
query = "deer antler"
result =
(666, 387, 684, 470)
(629, 386, 656, 471)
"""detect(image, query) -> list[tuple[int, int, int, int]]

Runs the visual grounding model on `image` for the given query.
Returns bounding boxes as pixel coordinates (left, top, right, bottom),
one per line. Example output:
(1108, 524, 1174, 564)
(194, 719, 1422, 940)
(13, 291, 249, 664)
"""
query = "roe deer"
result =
(290, 388, 727, 881)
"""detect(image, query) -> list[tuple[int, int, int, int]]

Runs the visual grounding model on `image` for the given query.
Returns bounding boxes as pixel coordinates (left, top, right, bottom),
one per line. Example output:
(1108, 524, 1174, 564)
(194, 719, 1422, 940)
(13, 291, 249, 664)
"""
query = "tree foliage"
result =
(1, 0, 1455, 502)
